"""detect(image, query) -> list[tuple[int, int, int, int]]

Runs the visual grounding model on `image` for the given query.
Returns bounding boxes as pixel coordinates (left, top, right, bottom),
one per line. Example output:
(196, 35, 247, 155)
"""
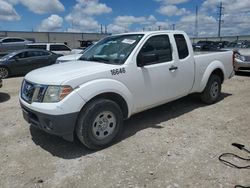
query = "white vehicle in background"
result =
(20, 30, 234, 150)
(56, 45, 93, 63)
(56, 53, 83, 64)
(26, 43, 73, 56)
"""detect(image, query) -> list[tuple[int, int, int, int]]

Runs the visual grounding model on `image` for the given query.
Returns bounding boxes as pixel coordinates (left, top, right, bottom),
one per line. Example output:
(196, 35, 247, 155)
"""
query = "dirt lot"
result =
(0, 73, 250, 188)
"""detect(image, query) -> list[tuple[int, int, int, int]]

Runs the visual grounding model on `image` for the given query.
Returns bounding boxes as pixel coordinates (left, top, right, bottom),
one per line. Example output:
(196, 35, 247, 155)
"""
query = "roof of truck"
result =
(113, 30, 186, 36)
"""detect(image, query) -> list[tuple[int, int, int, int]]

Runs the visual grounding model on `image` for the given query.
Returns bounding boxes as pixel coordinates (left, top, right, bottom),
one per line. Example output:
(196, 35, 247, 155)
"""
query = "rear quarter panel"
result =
(191, 50, 234, 93)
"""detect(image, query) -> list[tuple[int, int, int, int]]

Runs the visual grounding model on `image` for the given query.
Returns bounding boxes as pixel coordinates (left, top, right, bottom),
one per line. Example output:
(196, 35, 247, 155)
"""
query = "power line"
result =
(217, 2, 224, 37)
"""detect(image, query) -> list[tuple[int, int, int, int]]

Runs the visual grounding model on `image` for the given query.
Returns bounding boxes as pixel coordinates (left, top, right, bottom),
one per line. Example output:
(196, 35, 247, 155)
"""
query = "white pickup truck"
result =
(20, 31, 234, 150)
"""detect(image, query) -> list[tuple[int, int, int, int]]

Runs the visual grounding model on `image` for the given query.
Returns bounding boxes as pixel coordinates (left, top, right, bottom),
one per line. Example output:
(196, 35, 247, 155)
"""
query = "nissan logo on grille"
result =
(22, 81, 35, 103)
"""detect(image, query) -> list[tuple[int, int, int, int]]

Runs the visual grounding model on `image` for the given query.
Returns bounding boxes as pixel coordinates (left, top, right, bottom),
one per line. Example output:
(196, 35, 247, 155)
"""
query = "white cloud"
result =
(0, 0, 20, 21)
(201, 0, 250, 13)
(108, 15, 171, 34)
(158, 5, 189, 16)
(74, 0, 112, 16)
(6, 0, 65, 14)
(155, 0, 189, 5)
(65, 0, 111, 32)
(37, 14, 63, 31)
(107, 24, 127, 34)
(114, 16, 146, 27)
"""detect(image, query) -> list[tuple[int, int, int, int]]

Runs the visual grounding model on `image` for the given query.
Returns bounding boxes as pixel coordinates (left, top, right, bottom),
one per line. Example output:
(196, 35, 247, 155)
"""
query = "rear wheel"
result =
(200, 74, 222, 104)
(0, 67, 9, 78)
(76, 99, 123, 150)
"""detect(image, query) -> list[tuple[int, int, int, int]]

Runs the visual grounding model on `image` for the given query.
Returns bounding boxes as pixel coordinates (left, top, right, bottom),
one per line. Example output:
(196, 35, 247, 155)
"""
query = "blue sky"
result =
(1, 0, 250, 37)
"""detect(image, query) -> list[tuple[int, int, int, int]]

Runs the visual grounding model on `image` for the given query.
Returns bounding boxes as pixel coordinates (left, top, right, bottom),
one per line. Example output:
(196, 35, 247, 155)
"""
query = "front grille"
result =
(21, 81, 35, 103)
(21, 80, 47, 103)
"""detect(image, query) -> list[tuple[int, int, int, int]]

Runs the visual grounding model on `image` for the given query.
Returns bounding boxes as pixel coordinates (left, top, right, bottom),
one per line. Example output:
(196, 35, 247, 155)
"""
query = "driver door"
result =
(135, 34, 180, 110)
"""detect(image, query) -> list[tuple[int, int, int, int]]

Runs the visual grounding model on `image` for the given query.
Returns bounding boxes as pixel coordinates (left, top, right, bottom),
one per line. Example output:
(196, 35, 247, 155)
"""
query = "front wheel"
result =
(200, 74, 222, 104)
(76, 99, 123, 150)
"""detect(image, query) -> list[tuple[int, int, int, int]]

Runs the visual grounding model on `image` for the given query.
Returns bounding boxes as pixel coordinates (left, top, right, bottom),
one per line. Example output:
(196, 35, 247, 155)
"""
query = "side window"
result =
(50, 45, 71, 51)
(2, 39, 13, 43)
(12, 38, 25, 42)
(14, 52, 29, 59)
(40, 51, 51, 56)
(137, 35, 172, 66)
(174, 34, 189, 59)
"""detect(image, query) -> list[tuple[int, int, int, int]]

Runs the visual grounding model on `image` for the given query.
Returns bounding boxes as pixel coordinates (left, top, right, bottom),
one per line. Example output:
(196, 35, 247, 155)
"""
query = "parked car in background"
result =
(0, 49, 62, 78)
(234, 52, 250, 72)
(213, 41, 229, 49)
(56, 44, 94, 64)
(193, 40, 217, 51)
(26, 43, 73, 56)
(0, 37, 33, 56)
(233, 41, 250, 56)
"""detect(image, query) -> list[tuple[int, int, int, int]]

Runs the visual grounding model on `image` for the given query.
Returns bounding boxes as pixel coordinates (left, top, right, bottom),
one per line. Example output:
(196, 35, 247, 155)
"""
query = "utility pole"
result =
(217, 2, 224, 37)
(172, 24, 175, 30)
(105, 25, 107, 34)
(101, 24, 103, 34)
(195, 5, 198, 37)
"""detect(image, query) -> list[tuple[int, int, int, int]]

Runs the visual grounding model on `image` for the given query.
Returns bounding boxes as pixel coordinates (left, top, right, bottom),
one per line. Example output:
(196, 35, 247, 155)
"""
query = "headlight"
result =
(234, 53, 246, 62)
(43, 85, 73, 103)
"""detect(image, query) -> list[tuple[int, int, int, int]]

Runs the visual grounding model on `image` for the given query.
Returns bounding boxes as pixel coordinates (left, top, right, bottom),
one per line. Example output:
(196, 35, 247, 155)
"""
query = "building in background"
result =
(0, 31, 109, 49)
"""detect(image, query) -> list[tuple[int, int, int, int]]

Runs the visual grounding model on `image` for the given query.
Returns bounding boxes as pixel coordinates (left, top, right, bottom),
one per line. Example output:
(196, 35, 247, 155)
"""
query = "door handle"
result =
(169, 66, 178, 72)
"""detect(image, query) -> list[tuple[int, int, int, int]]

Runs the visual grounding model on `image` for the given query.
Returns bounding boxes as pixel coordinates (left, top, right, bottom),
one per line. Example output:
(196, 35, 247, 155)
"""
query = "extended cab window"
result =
(137, 35, 172, 66)
(174, 34, 189, 59)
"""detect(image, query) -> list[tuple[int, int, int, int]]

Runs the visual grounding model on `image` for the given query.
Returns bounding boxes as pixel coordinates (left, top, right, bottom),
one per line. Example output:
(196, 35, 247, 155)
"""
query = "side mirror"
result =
(137, 53, 158, 67)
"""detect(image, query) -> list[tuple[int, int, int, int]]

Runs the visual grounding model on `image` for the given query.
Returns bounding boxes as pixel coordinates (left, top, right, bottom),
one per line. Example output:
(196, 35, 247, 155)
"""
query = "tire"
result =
(0, 67, 9, 78)
(200, 74, 222, 104)
(76, 99, 123, 150)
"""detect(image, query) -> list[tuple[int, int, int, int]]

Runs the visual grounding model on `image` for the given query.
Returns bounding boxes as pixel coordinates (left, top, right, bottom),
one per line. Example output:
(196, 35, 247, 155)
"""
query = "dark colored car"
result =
(193, 40, 217, 51)
(213, 41, 229, 49)
(0, 49, 62, 78)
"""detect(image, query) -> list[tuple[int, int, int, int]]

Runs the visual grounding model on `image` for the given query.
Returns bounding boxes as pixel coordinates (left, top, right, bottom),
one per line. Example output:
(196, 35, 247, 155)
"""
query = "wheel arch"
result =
(200, 61, 226, 92)
(84, 92, 129, 119)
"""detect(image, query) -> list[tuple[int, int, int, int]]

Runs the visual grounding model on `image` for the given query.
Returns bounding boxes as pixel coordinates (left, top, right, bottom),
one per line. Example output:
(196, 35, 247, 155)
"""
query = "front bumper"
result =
(21, 104, 78, 141)
(234, 61, 250, 71)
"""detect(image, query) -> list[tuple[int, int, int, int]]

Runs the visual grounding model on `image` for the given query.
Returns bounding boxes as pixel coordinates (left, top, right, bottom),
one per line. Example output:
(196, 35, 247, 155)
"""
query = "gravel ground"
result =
(0, 73, 250, 188)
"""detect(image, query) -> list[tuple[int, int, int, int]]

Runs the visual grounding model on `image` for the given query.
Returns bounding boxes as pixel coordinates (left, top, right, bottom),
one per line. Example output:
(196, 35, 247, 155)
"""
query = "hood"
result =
(237, 48, 250, 56)
(57, 54, 82, 62)
(25, 61, 117, 86)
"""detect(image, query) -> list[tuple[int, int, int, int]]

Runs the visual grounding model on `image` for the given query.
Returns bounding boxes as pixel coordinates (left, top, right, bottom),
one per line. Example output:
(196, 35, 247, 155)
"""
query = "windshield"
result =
(0, 51, 17, 61)
(79, 34, 144, 64)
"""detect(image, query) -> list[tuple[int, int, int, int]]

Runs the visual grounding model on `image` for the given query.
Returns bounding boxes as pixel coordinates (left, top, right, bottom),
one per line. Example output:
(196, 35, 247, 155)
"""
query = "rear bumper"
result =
(21, 104, 78, 141)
